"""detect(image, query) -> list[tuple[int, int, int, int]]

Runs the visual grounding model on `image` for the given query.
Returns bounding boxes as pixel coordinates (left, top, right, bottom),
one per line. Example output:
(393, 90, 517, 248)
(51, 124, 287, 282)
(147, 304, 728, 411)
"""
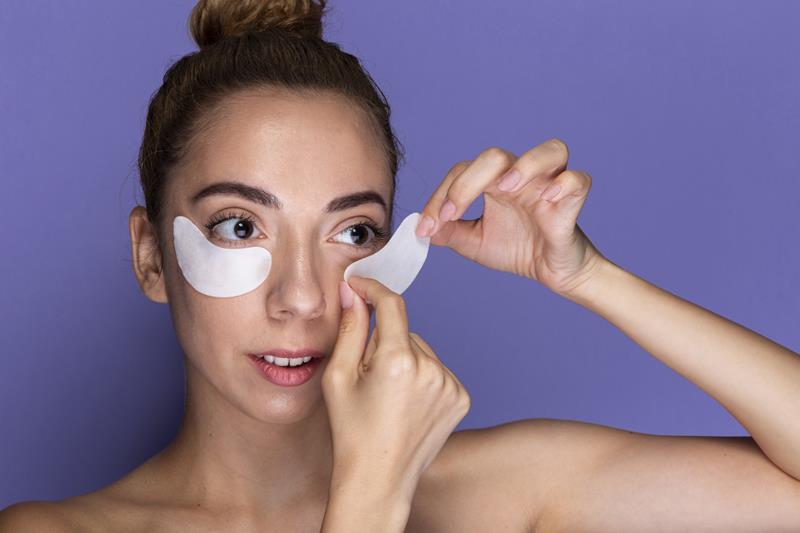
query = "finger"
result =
(408, 334, 446, 389)
(495, 137, 570, 195)
(415, 160, 471, 238)
(358, 326, 379, 375)
(408, 333, 460, 386)
(424, 147, 519, 238)
(329, 280, 370, 382)
(408, 332, 436, 359)
(540, 169, 592, 206)
(539, 169, 593, 239)
(344, 275, 411, 350)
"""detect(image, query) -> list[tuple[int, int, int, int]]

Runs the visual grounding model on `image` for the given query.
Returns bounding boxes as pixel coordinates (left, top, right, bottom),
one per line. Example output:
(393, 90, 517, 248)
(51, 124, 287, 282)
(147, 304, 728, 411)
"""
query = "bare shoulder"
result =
(0, 499, 86, 533)
(409, 417, 636, 533)
(0, 470, 159, 533)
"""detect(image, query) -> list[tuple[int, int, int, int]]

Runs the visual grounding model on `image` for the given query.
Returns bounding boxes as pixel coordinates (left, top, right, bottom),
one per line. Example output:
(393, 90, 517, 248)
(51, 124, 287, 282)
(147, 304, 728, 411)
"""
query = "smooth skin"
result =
(321, 277, 471, 532)
(2, 89, 800, 531)
(409, 138, 800, 531)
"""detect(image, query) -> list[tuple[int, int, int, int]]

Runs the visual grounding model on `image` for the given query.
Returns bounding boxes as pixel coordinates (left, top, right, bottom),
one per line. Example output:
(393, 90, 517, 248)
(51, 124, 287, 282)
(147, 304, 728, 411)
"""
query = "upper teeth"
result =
(261, 355, 313, 366)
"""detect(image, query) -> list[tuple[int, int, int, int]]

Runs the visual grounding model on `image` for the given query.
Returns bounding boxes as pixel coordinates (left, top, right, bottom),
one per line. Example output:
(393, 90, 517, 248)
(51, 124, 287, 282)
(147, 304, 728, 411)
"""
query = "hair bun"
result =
(189, 0, 327, 49)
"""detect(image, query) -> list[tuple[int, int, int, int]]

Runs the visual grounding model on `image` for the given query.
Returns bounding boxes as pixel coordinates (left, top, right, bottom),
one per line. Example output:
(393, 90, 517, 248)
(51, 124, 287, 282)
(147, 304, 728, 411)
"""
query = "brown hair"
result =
(137, 0, 404, 243)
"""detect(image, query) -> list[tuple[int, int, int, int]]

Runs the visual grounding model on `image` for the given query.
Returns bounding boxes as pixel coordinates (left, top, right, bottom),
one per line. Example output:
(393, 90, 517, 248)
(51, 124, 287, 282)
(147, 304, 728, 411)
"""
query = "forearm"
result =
(564, 257, 800, 481)
(321, 470, 412, 532)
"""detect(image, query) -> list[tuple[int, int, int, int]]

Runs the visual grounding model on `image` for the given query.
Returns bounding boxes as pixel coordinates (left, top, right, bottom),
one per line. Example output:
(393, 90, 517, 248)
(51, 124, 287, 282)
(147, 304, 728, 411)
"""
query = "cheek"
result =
(169, 287, 260, 368)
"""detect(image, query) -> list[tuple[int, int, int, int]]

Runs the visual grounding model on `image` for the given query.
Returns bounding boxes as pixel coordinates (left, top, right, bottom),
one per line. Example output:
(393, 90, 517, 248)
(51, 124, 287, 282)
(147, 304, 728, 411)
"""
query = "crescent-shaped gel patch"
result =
(172, 215, 272, 298)
(343, 212, 431, 294)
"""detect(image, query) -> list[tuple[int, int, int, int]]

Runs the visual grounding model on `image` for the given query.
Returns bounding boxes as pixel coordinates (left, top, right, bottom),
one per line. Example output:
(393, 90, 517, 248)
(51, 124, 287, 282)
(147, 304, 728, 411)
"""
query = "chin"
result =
(248, 390, 325, 425)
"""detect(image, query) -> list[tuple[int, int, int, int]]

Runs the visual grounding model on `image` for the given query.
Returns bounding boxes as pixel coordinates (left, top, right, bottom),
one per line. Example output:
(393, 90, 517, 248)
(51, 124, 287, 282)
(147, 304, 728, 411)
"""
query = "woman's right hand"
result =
(321, 275, 471, 505)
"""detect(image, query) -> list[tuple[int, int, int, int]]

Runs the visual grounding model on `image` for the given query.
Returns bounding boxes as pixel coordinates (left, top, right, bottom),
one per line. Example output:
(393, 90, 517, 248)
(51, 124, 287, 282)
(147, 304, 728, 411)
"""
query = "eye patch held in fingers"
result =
(344, 212, 431, 295)
(173, 215, 272, 298)
(172, 212, 430, 299)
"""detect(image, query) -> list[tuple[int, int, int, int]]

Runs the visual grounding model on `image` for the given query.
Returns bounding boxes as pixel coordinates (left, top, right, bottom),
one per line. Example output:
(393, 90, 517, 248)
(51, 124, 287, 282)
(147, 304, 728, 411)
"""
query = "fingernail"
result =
(541, 183, 561, 201)
(439, 200, 456, 222)
(497, 168, 521, 191)
(339, 280, 354, 309)
(418, 214, 435, 237)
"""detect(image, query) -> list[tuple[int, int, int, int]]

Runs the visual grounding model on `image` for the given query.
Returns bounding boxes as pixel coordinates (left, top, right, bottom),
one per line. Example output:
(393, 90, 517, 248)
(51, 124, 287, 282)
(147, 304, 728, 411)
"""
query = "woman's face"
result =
(156, 88, 392, 423)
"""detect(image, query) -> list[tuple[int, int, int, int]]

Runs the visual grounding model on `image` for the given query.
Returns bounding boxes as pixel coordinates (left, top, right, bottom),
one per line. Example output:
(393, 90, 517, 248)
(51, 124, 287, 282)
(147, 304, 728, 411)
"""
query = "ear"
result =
(129, 206, 168, 304)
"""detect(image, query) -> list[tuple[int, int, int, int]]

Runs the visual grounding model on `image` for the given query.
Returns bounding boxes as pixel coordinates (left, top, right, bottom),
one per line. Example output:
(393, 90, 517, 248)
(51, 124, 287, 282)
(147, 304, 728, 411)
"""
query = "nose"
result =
(266, 242, 327, 321)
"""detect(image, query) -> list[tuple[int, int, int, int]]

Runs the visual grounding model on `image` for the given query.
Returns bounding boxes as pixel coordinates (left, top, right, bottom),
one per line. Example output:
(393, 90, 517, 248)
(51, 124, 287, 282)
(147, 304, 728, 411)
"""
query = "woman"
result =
(2, 0, 800, 531)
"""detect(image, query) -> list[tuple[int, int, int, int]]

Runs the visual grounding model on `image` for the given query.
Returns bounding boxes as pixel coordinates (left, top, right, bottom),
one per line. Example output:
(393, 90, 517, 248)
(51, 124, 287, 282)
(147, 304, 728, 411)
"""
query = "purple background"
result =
(2, 0, 798, 506)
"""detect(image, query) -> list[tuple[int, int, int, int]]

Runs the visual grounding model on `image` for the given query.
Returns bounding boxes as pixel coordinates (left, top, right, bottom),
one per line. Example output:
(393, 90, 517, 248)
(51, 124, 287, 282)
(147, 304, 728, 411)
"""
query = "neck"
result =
(153, 359, 335, 514)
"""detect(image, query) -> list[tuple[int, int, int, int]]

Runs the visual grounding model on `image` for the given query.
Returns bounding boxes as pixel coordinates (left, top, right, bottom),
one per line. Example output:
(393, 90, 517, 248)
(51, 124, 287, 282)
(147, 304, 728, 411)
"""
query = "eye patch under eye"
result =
(173, 215, 272, 298)
(344, 212, 430, 295)
(171, 212, 430, 299)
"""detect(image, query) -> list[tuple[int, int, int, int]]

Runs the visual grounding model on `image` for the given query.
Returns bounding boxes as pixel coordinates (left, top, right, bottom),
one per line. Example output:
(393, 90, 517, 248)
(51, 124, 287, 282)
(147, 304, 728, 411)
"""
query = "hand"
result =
(416, 138, 607, 297)
(321, 276, 471, 504)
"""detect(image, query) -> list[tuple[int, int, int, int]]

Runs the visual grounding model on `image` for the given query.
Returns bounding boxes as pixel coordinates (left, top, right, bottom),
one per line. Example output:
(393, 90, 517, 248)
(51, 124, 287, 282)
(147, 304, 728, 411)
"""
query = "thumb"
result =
(429, 216, 481, 258)
(328, 280, 369, 382)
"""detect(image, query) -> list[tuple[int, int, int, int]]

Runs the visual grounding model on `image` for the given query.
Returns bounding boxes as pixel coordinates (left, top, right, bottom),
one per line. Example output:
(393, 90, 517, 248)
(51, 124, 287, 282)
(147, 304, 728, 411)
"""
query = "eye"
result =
(333, 221, 390, 250)
(204, 211, 263, 246)
(202, 211, 390, 250)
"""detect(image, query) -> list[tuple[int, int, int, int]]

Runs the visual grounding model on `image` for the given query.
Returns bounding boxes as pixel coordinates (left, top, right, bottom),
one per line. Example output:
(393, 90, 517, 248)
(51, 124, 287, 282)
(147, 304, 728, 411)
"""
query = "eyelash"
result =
(203, 210, 390, 250)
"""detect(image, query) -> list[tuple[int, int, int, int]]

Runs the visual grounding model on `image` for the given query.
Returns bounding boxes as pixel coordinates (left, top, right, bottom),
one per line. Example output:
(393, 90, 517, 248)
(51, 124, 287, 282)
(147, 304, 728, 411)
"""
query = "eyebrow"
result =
(190, 180, 387, 214)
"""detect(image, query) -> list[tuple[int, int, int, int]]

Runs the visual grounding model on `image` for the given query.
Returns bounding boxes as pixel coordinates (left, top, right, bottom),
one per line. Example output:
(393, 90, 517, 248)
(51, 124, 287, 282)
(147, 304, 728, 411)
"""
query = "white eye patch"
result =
(172, 212, 430, 299)
(344, 212, 430, 295)
(172, 215, 272, 298)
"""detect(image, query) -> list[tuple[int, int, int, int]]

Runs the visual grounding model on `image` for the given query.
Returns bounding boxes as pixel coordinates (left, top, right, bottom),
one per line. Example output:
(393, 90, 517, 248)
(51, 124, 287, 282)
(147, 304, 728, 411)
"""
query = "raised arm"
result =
(410, 138, 800, 529)
(438, 255, 800, 531)
(564, 257, 800, 481)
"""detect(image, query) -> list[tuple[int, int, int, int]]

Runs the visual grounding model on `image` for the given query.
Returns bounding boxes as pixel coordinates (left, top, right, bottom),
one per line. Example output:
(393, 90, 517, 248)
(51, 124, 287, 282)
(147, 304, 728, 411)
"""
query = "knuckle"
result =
(561, 170, 586, 194)
(386, 354, 416, 377)
(480, 146, 514, 168)
(449, 160, 471, 175)
(547, 137, 569, 158)
(565, 170, 591, 195)
(459, 398, 471, 415)
(457, 389, 472, 411)
(450, 376, 464, 396)
(437, 371, 454, 392)
(561, 169, 582, 184)
(520, 149, 542, 167)
(412, 334, 433, 355)
(445, 184, 464, 206)
(450, 377, 465, 396)
(419, 356, 441, 380)
(439, 376, 455, 397)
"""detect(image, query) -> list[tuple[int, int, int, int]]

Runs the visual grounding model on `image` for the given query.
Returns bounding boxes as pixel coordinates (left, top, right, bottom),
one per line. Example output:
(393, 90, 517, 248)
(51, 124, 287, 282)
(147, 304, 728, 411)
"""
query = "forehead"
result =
(173, 87, 391, 210)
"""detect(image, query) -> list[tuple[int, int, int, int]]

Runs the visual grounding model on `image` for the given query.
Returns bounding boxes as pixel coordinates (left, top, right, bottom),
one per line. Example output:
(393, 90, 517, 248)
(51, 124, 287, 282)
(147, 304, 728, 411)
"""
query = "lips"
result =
(250, 348, 326, 359)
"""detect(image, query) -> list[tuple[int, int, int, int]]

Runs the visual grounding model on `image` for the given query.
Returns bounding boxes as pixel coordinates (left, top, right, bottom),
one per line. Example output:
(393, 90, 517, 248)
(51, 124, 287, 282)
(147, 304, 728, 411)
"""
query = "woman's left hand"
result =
(416, 138, 606, 298)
